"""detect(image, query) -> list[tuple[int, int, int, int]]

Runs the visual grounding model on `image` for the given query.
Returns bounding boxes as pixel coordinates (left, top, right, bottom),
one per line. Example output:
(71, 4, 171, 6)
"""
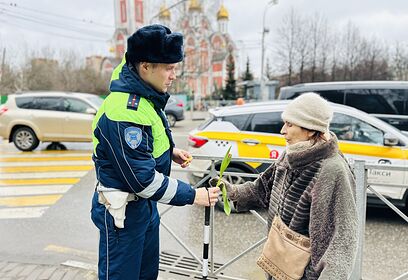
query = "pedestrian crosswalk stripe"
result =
(0, 185, 71, 196)
(0, 156, 91, 162)
(0, 171, 88, 179)
(0, 161, 93, 167)
(0, 194, 62, 207)
(0, 152, 92, 158)
(0, 206, 49, 219)
(0, 148, 93, 219)
(0, 165, 93, 173)
(44, 245, 97, 260)
(0, 178, 80, 186)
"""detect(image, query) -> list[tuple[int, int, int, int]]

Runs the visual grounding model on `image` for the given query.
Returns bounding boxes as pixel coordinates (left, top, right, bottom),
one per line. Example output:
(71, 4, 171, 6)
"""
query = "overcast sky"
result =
(1, 0, 407, 77)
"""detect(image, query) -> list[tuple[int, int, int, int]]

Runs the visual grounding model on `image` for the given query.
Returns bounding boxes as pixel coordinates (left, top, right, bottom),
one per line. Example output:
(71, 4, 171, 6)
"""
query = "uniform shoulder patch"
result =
(127, 94, 141, 111)
(124, 127, 143, 149)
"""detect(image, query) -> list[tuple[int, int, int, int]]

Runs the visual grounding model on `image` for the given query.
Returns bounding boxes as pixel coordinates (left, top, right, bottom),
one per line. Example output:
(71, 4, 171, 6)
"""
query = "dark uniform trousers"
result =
(91, 192, 160, 280)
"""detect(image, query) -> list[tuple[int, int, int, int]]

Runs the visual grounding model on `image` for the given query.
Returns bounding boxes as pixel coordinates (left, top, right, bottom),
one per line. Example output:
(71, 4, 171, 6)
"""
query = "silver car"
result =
(164, 96, 185, 127)
(0, 91, 103, 151)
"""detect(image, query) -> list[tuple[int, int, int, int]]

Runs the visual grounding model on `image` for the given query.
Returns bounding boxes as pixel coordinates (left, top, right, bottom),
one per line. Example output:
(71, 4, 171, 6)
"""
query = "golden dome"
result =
(159, 4, 171, 20)
(217, 4, 229, 20)
(189, 0, 202, 12)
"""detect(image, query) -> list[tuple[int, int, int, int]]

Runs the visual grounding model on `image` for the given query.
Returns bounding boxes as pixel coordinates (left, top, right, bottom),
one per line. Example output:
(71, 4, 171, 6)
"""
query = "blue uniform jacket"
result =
(92, 61, 195, 206)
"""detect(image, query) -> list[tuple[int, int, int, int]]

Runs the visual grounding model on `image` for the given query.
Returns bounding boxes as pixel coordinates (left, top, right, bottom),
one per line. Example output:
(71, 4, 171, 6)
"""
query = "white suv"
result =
(0, 91, 103, 151)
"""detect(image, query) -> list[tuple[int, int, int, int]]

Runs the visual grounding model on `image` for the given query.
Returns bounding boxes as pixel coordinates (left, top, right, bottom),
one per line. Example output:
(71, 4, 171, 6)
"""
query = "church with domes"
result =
(160, 0, 237, 99)
(87, 0, 238, 100)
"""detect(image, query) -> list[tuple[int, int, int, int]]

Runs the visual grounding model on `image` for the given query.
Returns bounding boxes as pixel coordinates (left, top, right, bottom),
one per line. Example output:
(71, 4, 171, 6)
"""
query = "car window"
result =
(63, 98, 92, 113)
(198, 115, 215, 130)
(223, 114, 251, 130)
(345, 89, 396, 114)
(376, 89, 408, 115)
(282, 90, 346, 104)
(316, 90, 346, 104)
(15, 96, 35, 109)
(85, 95, 104, 108)
(330, 113, 384, 145)
(34, 97, 62, 111)
(246, 112, 283, 134)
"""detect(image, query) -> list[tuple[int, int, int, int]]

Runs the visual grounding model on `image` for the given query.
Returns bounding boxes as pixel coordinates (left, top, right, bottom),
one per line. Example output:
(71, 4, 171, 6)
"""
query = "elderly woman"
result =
(212, 93, 357, 280)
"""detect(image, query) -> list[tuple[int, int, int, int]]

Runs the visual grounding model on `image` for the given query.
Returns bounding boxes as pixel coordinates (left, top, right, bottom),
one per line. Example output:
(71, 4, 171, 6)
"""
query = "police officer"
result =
(90, 24, 220, 280)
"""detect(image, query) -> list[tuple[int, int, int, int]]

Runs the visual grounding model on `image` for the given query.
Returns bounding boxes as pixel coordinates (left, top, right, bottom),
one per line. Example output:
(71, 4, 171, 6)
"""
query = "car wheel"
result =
(166, 113, 177, 127)
(12, 127, 40, 151)
(215, 166, 254, 212)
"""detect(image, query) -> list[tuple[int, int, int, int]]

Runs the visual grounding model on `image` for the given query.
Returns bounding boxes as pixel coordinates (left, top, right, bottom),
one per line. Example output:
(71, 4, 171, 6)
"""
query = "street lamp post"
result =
(260, 0, 278, 101)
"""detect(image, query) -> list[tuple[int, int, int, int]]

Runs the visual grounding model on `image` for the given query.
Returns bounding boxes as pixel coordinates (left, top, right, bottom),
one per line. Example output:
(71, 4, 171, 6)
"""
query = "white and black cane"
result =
(202, 188, 211, 279)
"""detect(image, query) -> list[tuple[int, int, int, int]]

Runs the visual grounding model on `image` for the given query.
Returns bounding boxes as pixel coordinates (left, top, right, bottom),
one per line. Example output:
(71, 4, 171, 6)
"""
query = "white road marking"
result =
(0, 206, 48, 219)
(0, 149, 93, 219)
(44, 244, 97, 260)
(0, 152, 92, 158)
(0, 171, 88, 179)
(0, 161, 93, 167)
(0, 185, 72, 196)
(61, 260, 97, 271)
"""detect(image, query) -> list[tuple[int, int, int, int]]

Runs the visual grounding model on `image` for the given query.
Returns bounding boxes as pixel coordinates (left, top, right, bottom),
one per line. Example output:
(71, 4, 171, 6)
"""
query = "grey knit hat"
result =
(281, 92, 333, 133)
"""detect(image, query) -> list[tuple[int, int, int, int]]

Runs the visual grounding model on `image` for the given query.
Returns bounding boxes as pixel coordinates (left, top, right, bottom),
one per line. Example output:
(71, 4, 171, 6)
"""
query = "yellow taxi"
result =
(188, 101, 408, 210)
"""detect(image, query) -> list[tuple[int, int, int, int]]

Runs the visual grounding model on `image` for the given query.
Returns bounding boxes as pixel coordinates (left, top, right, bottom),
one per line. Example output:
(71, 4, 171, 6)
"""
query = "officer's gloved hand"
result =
(209, 177, 237, 200)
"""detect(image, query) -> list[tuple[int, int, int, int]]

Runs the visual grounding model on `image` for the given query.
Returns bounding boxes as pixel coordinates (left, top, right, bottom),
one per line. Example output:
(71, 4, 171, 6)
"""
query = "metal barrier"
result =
(161, 155, 408, 280)
(351, 160, 408, 280)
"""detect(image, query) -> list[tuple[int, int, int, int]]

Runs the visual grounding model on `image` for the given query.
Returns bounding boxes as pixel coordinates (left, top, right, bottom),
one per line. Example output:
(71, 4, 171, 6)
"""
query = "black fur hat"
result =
(126, 24, 184, 64)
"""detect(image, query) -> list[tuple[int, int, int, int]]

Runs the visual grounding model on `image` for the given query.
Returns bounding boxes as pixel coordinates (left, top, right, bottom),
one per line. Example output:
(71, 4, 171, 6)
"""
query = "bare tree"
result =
(0, 64, 19, 95)
(318, 20, 330, 81)
(309, 13, 328, 82)
(341, 22, 361, 80)
(393, 42, 408, 80)
(328, 31, 340, 81)
(270, 11, 398, 84)
(57, 50, 83, 92)
(275, 8, 299, 85)
(360, 37, 389, 80)
(295, 15, 311, 83)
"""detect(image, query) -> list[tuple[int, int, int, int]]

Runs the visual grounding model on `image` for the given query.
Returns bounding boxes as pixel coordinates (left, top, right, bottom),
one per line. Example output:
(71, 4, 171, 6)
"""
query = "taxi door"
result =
(236, 111, 286, 172)
(331, 113, 407, 201)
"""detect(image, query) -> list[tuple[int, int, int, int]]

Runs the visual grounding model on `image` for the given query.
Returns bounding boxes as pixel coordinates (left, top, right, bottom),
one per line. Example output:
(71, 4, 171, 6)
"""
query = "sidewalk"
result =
(0, 261, 97, 280)
(0, 261, 181, 280)
(0, 260, 201, 280)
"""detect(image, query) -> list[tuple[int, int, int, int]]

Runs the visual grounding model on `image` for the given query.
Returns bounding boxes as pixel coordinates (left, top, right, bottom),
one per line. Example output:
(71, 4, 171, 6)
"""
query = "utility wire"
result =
(0, 1, 114, 29)
(1, 8, 111, 39)
(0, 19, 109, 42)
(0, 7, 111, 37)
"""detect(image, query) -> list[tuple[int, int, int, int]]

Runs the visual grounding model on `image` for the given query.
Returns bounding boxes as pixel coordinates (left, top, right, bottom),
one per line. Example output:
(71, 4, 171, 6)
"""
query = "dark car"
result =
(165, 96, 185, 127)
(279, 81, 408, 132)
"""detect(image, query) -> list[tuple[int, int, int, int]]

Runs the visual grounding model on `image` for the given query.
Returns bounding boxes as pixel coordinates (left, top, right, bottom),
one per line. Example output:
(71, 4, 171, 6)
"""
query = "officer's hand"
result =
(194, 187, 220, 206)
(172, 148, 192, 168)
